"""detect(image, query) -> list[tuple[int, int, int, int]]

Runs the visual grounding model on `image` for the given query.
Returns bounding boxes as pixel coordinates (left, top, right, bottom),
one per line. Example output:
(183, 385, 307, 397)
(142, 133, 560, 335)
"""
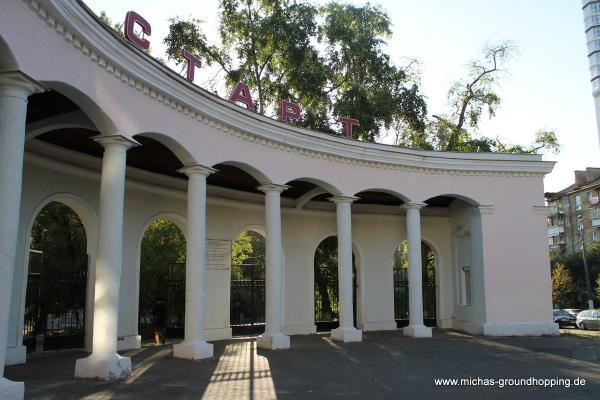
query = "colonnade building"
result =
(0, 1, 558, 398)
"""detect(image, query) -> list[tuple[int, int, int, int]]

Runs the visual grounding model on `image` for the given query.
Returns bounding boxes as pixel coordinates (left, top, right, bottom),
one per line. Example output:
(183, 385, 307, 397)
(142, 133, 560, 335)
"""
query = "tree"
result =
(397, 42, 560, 154)
(551, 263, 577, 309)
(552, 240, 600, 307)
(163, 0, 427, 141)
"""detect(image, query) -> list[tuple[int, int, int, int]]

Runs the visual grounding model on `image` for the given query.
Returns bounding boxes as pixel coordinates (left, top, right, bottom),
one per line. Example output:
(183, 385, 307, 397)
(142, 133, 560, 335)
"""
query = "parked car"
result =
(564, 308, 582, 317)
(576, 309, 600, 330)
(553, 309, 577, 328)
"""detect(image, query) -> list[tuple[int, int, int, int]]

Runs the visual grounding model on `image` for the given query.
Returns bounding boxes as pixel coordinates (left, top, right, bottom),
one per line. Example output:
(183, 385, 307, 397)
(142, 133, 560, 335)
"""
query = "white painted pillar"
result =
(173, 164, 216, 360)
(75, 134, 139, 380)
(257, 184, 290, 350)
(402, 203, 432, 337)
(329, 196, 362, 342)
(0, 72, 44, 400)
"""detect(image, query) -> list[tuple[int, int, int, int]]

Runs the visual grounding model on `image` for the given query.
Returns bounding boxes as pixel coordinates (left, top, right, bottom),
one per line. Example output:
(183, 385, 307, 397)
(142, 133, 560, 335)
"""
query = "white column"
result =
(173, 164, 216, 360)
(256, 183, 290, 350)
(329, 196, 362, 342)
(0, 72, 44, 400)
(75, 134, 139, 380)
(402, 202, 432, 338)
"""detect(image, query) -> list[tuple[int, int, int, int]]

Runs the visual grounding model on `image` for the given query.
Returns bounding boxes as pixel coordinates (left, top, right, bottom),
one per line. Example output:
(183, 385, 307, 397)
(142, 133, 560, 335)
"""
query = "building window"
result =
(590, 207, 600, 220)
(563, 197, 569, 209)
(576, 195, 582, 211)
(592, 228, 598, 241)
(565, 216, 571, 227)
(461, 266, 471, 306)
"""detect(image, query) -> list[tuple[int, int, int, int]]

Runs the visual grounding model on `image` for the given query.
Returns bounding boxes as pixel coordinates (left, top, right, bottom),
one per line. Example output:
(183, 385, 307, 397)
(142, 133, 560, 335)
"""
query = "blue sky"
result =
(87, 0, 600, 192)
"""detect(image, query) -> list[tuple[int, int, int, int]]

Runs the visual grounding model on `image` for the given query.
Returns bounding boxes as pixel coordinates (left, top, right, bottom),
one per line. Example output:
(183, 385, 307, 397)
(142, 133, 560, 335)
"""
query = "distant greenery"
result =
(551, 240, 600, 308)
(139, 218, 186, 335)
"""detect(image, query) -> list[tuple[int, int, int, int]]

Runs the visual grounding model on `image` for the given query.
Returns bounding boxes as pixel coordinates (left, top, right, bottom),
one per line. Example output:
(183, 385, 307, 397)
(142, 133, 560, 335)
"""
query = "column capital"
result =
(401, 202, 427, 210)
(177, 163, 217, 177)
(92, 134, 140, 151)
(257, 183, 290, 194)
(328, 195, 359, 204)
(472, 205, 495, 216)
(0, 70, 46, 98)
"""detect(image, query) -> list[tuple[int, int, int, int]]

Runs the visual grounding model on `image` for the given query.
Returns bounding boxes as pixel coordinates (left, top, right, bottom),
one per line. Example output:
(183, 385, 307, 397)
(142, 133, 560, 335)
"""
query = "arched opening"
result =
(23, 201, 88, 352)
(230, 230, 266, 336)
(138, 218, 186, 343)
(393, 240, 437, 327)
(314, 236, 358, 331)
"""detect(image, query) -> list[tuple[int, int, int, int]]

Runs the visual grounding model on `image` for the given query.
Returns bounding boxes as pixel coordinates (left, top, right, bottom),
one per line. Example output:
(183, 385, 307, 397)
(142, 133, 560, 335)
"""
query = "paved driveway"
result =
(5, 330, 600, 399)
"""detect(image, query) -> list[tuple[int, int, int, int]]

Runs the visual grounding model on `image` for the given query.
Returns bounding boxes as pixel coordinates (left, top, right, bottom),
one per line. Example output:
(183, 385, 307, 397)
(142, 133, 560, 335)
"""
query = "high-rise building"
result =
(545, 167, 600, 253)
(583, 1, 600, 144)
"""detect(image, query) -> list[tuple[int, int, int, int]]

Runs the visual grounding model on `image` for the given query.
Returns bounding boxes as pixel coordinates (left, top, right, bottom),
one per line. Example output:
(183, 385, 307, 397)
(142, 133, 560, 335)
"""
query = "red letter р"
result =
(280, 100, 301, 122)
(228, 81, 254, 110)
(124, 11, 151, 51)
(181, 49, 202, 82)
(338, 116, 359, 138)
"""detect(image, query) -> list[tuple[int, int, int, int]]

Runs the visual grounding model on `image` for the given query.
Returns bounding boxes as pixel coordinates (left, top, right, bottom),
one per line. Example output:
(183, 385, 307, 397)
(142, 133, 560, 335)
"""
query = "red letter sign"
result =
(181, 49, 202, 82)
(124, 11, 151, 51)
(228, 81, 254, 109)
(280, 100, 301, 122)
(338, 116, 360, 138)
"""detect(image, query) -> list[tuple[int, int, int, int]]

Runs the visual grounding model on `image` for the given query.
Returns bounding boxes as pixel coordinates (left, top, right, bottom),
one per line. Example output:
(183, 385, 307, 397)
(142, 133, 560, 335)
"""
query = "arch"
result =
(25, 110, 96, 141)
(354, 188, 410, 203)
(41, 81, 118, 134)
(20, 193, 98, 352)
(231, 224, 266, 241)
(285, 177, 343, 197)
(312, 233, 364, 329)
(212, 161, 271, 185)
(133, 132, 197, 166)
(421, 193, 482, 207)
(0, 34, 19, 71)
(135, 213, 187, 341)
(26, 193, 98, 258)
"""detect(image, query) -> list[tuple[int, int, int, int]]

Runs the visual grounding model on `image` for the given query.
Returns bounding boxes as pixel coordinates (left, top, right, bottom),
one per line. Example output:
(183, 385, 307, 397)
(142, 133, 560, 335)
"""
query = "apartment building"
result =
(546, 167, 600, 253)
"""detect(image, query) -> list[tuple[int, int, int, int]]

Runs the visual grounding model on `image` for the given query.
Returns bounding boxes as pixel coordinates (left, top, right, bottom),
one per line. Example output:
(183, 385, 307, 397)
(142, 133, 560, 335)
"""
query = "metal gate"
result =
(230, 262, 265, 336)
(314, 263, 357, 332)
(23, 250, 88, 352)
(138, 262, 186, 340)
(393, 266, 436, 327)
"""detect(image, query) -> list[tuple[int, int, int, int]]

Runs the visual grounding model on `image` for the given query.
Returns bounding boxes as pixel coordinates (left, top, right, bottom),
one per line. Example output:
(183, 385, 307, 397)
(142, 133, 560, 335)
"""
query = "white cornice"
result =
(22, 0, 555, 177)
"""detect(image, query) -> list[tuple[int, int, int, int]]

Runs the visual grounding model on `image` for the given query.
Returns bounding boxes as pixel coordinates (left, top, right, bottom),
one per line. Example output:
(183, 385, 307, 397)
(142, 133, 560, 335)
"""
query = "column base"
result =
(403, 325, 432, 338)
(256, 332, 290, 350)
(74, 353, 132, 380)
(173, 341, 213, 360)
(0, 377, 24, 400)
(5, 344, 27, 365)
(117, 335, 141, 351)
(331, 326, 362, 342)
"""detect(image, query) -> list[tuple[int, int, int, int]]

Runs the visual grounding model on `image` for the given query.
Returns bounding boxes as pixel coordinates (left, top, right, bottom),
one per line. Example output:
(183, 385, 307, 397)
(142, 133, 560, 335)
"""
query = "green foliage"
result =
(30, 201, 86, 256)
(398, 42, 560, 155)
(163, 0, 426, 141)
(27, 202, 88, 323)
(314, 236, 340, 321)
(552, 240, 600, 307)
(392, 240, 435, 276)
(551, 263, 577, 309)
(139, 219, 186, 320)
(98, 11, 124, 38)
(231, 230, 265, 280)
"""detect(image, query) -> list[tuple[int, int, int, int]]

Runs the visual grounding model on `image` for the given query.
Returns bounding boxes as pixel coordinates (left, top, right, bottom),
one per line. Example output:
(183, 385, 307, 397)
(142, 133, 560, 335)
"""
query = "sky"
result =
(86, 0, 600, 192)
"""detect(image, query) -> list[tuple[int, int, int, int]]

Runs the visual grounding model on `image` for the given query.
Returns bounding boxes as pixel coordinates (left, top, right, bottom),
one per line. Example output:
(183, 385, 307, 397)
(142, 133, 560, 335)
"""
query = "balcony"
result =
(593, 218, 600, 227)
(547, 225, 565, 237)
(591, 196, 599, 205)
(549, 244, 565, 252)
(547, 206, 563, 217)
